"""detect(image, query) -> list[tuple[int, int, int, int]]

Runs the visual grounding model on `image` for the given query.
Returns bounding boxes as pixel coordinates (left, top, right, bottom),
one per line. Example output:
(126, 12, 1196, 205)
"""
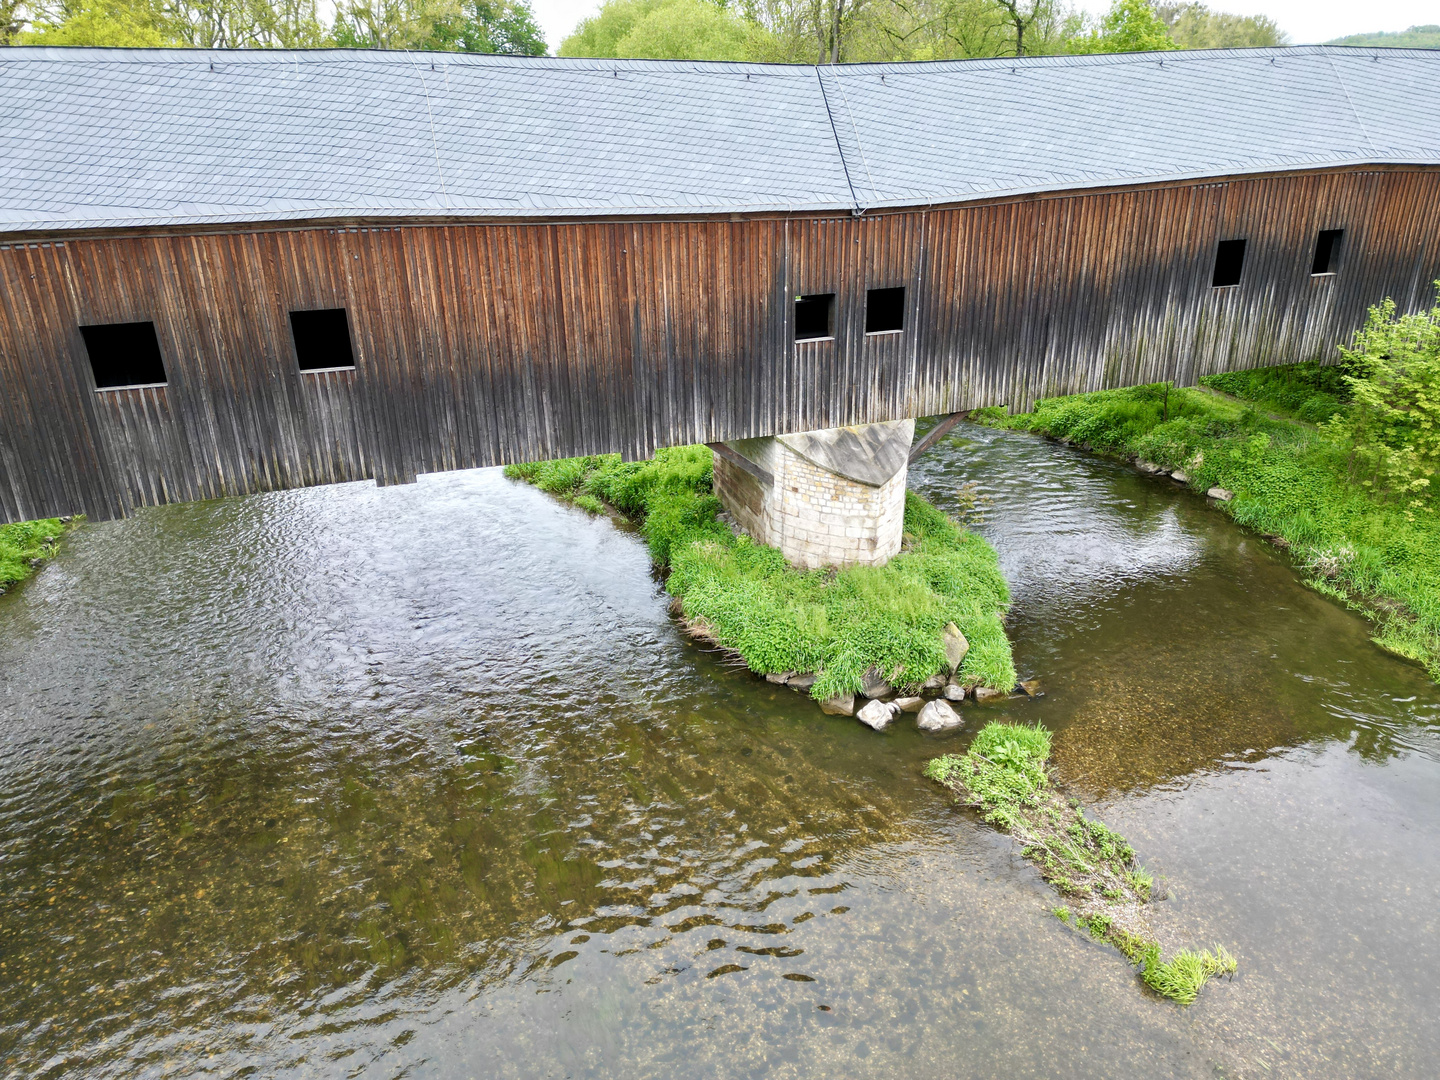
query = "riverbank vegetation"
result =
(976, 293, 1440, 681)
(926, 721, 1237, 1004)
(505, 446, 1016, 700)
(0, 518, 70, 593)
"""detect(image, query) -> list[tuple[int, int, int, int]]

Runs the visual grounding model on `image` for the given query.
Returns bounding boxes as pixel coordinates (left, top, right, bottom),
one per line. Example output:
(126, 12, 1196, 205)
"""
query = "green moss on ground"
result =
(505, 446, 1016, 699)
(927, 722, 1237, 1005)
(0, 518, 71, 593)
(976, 375, 1440, 681)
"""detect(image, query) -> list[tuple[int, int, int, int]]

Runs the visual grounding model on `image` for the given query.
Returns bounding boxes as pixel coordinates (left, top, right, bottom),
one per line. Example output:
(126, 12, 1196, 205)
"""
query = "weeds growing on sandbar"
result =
(927, 721, 1237, 1005)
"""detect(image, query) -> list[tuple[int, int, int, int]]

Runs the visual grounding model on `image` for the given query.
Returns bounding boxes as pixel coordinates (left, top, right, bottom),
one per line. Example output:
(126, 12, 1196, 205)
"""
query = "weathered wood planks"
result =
(1, 167, 1438, 524)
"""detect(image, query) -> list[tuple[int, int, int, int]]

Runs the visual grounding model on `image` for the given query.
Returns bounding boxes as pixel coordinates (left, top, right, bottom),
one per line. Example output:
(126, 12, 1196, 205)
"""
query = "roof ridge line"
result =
(814, 66, 861, 216)
(1324, 50, 1378, 155)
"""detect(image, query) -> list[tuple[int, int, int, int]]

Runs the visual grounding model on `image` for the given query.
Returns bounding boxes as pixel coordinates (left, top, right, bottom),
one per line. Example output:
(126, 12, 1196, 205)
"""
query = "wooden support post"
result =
(906, 412, 970, 465)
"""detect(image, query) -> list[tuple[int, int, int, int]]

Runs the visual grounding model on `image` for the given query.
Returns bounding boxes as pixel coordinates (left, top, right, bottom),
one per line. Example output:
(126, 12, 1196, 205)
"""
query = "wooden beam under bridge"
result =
(907, 413, 970, 466)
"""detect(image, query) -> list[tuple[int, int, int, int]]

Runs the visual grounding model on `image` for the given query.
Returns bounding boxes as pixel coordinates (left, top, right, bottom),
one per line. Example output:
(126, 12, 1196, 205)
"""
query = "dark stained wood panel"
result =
(1, 167, 1438, 524)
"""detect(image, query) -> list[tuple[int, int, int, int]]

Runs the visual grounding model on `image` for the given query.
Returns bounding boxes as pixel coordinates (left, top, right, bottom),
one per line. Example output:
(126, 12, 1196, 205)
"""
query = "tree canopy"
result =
(559, 0, 1281, 64)
(5, 0, 546, 51)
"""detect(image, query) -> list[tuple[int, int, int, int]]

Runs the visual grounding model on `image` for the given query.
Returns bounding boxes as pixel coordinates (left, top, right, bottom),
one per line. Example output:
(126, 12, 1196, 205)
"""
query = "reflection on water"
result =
(1, 425, 1437, 1078)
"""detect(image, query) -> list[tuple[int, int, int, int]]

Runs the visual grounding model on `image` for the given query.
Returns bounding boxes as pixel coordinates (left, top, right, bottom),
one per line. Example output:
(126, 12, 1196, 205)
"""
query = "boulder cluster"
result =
(763, 621, 1040, 733)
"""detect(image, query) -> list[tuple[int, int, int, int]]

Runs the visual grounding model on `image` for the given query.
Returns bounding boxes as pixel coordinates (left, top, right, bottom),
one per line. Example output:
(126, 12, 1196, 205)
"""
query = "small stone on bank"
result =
(916, 699, 963, 732)
(921, 673, 948, 693)
(765, 671, 794, 685)
(857, 699, 900, 731)
(1136, 460, 1166, 475)
(943, 680, 967, 702)
(894, 696, 924, 713)
(789, 673, 818, 690)
(820, 693, 856, 716)
(1170, 469, 1189, 484)
(941, 622, 969, 672)
(973, 686, 1006, 703)
(1207, 486, 1233, 501)
(860, 667, 893, 699)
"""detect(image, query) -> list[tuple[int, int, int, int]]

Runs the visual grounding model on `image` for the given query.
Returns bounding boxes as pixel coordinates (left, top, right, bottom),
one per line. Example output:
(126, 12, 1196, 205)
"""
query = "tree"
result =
(1157, 2, 1286, 49)
(1070, 0, 1176, 54)
(561, 0, 756, 61)
(331, 0, 543, 51)
(428, 0, 544, 53)
(19, 0, 169, 44)
(992, 0, 1047, 56)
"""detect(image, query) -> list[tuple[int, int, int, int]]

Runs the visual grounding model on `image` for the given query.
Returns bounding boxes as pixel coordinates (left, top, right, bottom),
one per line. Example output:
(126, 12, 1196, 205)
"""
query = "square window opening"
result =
(79, 321, 167, 390)
(290, 308, 356, 371)
(794, 293, 834, 341)
(865, 287, 905, 334)
(1212, 239, 1246, 288)
(1312, 229, 1343, 276)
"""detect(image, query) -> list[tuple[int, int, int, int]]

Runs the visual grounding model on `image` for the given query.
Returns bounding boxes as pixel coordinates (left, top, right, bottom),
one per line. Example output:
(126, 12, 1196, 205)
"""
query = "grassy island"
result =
(976, 293, 1440, 681)
(505, 446, 1016, 700)
(0, 518, 71, 594)
(927, 722, 1237, 1005)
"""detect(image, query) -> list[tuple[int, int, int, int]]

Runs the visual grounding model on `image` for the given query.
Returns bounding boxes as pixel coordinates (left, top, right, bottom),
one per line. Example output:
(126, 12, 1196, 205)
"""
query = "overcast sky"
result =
(528, 0, 1438, 54)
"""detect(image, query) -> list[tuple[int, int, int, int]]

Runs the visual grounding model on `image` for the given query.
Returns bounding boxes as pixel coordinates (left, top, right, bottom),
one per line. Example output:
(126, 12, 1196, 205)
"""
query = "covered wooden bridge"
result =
(1, 45, 1438, 531)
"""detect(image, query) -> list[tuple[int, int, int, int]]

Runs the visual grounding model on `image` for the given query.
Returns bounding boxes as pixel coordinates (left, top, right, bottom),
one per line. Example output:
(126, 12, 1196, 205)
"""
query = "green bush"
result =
(507, 448, 1017, 697)
(1326, 293, 1440, 512)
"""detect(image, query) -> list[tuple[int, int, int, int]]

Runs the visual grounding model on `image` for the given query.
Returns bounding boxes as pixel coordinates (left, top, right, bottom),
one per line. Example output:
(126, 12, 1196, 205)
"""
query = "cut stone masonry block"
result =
(711, 419, 913, 569)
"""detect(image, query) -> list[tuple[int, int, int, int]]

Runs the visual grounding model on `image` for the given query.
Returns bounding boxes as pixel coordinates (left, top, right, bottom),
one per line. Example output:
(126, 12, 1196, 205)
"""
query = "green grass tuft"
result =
(0, 518, 71, 592)
(1202, 360, 1351, 424)
(507, 447, 1017, 697)
(1140, 943, 1238, 1006)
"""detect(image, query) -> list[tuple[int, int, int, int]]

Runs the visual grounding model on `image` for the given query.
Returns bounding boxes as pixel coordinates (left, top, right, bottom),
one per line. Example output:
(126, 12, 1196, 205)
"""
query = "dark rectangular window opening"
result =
(1312, 229, 1343, 276)
(1212, 238, 1246, 288)
(79, 321, 168, 390)
(290, 308, 356, 372)
(865, 286, 905, 334)
(794, 293, 834, 341)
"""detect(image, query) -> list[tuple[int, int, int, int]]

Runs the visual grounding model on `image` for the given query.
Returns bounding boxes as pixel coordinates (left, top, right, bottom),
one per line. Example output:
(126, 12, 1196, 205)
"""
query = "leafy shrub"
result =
(1325, 291, 1440, 513)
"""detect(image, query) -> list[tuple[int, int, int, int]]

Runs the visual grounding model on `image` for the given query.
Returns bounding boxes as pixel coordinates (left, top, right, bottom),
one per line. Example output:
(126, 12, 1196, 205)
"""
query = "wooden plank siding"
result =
(1, 166, 1438, 524)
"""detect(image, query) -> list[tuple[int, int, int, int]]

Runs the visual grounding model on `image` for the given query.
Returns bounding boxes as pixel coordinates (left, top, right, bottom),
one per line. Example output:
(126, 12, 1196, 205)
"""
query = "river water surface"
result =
(2, 424, 1437, 1079)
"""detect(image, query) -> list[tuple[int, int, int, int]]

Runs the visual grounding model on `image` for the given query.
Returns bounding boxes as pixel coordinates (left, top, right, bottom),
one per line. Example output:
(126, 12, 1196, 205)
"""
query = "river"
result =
(1, 423, 1437, 1078)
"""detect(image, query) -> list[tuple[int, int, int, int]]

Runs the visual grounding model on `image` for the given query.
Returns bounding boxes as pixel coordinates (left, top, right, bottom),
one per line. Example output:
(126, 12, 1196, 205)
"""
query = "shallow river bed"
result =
(1, 424, 1437, 1078)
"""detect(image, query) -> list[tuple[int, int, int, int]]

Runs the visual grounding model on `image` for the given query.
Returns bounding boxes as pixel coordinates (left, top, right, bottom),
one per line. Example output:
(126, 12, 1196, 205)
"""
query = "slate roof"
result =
(0, 45, 1437, 234)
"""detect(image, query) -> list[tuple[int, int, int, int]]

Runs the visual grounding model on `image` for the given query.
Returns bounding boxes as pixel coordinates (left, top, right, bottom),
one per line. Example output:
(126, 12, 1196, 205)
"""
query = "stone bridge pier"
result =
(710, 419, 915, 569)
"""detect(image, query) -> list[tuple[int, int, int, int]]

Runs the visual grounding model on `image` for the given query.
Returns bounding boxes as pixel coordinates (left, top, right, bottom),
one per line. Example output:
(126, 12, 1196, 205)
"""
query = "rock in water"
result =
(893, 696, 924, 713)
(941, 622, 970, 672)
(820, 693, 856, 716)
(1207, 486, 1233, 501)
(973, 686, 1006, 703)
(765, 671, 794, 685)
(943, 679, 967, 702)
(857, 699, 899, 731)
(916, 699, 963, 732)
(860, 667, 893, 699)
(1019, 679, 1044, 697)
